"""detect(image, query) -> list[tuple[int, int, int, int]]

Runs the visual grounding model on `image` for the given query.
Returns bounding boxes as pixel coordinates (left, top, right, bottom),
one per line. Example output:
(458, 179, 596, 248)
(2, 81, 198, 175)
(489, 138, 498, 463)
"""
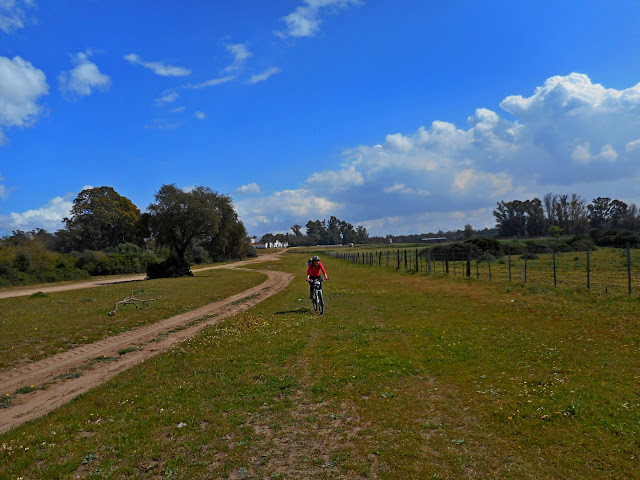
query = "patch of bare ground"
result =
(0, 258, 292, 434)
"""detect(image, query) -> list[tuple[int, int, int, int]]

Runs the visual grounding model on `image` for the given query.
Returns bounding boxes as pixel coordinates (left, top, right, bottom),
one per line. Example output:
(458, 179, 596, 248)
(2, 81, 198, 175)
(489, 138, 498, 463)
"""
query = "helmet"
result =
(312, 256, 320, 262)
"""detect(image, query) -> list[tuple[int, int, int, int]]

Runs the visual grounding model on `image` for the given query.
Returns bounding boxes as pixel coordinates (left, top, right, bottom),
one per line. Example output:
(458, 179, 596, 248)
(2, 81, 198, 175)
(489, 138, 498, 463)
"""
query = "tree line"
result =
(260, 216, 370, 247)
(493, 193, 640, 238)
(0, 184, 252, 285)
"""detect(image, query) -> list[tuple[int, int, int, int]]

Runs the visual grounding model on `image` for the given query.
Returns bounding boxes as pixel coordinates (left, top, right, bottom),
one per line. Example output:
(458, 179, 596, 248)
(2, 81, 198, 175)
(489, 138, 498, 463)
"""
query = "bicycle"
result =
(309, 278, 325, 314)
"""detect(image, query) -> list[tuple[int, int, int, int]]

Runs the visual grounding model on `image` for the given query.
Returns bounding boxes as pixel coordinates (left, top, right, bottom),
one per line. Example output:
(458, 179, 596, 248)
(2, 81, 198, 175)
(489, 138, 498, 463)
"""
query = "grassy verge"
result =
(0, 269, 266, 371)
(1, 254, 639, 478)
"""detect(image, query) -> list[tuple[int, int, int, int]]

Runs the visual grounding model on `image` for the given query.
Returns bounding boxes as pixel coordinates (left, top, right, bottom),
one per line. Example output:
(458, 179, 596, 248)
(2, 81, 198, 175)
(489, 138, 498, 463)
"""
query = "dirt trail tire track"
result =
(0, 256, 293, 434)
(0, 255, 277, 300)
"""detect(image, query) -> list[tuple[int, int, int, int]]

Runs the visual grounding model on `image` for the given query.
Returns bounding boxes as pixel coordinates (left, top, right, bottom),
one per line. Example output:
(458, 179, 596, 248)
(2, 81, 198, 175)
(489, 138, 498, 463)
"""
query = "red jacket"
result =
(307, 262, 327, 277)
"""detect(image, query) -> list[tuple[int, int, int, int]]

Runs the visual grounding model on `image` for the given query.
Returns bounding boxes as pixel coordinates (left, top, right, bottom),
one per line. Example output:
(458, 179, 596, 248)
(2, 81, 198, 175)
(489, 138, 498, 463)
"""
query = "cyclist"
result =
(306, 255, 328, 299)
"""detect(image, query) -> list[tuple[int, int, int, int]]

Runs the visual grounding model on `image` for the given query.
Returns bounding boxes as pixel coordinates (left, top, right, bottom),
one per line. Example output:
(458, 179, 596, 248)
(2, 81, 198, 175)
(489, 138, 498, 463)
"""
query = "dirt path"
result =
(0, 254, 281, 300)
(0, 255, 293, 434)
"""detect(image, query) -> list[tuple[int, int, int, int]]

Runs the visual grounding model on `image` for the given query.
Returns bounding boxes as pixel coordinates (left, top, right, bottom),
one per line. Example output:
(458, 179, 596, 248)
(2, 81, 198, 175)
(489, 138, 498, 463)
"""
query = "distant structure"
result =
(388, 238, 393, 244)
(249, 237, 289, 249)
(421, 237, 447, 243)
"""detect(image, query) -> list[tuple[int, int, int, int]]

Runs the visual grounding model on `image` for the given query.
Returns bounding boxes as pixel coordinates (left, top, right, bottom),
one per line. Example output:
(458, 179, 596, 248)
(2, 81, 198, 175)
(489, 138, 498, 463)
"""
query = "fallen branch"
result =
(108, 296, 158, 316)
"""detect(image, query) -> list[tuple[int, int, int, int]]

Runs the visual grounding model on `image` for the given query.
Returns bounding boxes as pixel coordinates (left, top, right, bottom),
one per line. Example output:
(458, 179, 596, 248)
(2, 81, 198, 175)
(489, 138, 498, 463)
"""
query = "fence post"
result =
(466, 245, 471, 277)
(453, 251, 456, 276)
(415, 248, 419, 271)
(427, 248, 432, 274)
(404, 250, 408, 270)
(445, 249, 449, 275)
(508, 246, 512, 282)
(627, 244, 632, 295)
(553, 250, 557, 288)
(587, 248, 590, 290)
(387, 250, 390, 268)
(397, 250, 400, 270)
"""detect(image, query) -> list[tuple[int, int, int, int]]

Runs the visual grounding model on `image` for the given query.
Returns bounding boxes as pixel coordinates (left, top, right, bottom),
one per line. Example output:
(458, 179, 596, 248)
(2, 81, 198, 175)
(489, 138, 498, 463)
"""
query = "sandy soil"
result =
(0, 254, 293, 434)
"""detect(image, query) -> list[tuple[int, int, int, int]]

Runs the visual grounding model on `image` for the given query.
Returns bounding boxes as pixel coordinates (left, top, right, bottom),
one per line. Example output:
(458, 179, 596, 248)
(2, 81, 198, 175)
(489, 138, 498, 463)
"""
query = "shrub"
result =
(520, 252, 539, 260)
(146, 255, 192, 279)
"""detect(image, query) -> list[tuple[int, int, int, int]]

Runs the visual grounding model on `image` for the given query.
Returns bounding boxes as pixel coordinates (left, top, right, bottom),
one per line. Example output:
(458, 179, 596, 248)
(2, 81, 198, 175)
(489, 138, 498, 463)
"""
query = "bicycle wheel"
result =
(312, 291, 318, 311)
(317, 290, 324, 315)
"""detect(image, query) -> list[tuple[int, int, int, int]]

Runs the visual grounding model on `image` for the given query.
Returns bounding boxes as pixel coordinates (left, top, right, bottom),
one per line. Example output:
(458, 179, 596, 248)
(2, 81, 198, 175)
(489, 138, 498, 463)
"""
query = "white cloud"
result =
(184, 75, 235, 89)
(306, 166, 363, 190)
(239, 73, 640, 237)
(0, 171, 11, 199)
(275, 0, 363, 38)
(236, 188, 339, 231)
(0, 194, 73, 232)
(235, 183, 261, 195)
(383, 184, 431, 197)
(124, 53, 191, 77)
(194, 111, 206, 120)
(224, 43, 252, 73)
(155, 89, 179, 104)
(58, 51, 111, 100)
(249, 67, 281, 84)
(0, 55, 48, 144)
(0, 0, 35, 34)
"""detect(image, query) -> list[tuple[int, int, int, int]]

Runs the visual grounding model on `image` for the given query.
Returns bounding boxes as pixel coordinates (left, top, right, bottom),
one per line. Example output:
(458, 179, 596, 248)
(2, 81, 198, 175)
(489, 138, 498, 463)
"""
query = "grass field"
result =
(1, 253, 639, 478)
(330, 245, 640, 297)
(0, 269, 266, 371)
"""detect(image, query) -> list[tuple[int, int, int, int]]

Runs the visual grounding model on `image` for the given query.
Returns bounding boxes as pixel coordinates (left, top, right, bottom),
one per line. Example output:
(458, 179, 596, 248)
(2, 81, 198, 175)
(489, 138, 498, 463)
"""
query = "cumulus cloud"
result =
(0, 0, 35, 34)
(235, 183, 261, 195)
(249, 67, 281, 84)
(235, 188, 339, 231)
(194, 111, 206, 120)
(58, 51, 111, 100)
(275, 0, 363, 38)
(0, 194, 73, 232)
(124, 53, 191, 77)
(239, 73, 640, 237)
(0, 55, 48, 144)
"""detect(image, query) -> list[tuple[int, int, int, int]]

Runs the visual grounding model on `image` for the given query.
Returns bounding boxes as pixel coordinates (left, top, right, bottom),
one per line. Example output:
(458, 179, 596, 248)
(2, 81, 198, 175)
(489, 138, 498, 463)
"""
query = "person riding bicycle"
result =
(306, 256, 328, 299)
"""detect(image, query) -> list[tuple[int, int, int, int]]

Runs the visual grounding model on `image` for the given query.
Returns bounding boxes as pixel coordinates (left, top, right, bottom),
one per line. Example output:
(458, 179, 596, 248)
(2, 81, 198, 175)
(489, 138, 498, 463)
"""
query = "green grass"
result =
(0, 269, 266, 370)
(331, 245, 640, 296)
(1, 254, 639, 478)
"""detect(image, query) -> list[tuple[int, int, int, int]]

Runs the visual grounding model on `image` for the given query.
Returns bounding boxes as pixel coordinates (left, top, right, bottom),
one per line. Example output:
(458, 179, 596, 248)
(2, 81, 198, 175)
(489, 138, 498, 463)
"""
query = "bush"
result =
(13, 252, 32, 272)
(465, 238, 503, 256)
(146, 256, 192, 279)
(520, 252, 539, 260)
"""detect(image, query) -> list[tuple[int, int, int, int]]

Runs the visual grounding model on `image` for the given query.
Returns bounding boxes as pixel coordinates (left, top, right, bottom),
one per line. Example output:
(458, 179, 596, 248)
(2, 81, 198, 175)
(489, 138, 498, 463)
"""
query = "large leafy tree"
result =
(147, 184, 247, 264)
(62, 186, 140, 251)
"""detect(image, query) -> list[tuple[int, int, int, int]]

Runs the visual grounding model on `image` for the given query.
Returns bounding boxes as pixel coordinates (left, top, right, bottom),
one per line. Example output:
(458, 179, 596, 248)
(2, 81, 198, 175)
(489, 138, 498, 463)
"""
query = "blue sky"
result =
(2, 1, 640, 238)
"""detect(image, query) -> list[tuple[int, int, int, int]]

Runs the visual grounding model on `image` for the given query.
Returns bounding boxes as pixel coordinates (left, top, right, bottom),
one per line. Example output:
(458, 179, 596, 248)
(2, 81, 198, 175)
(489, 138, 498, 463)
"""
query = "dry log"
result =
(108, 296, 158, 316)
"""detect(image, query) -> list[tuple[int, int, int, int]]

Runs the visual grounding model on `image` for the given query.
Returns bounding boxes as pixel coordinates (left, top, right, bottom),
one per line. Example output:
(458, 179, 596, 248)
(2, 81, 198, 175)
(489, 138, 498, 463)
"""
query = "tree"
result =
(327, 216, 342, 244)
(339, 220, 357, 245)
(200, 194, 248, 261)
(62, 186, 140, 252)
(463, 224, 475, 240)
(587, 197, 612, 230)
(147, 185, 246, 267)
(355, 225, 369, 243)
(291, 224, 303, 237)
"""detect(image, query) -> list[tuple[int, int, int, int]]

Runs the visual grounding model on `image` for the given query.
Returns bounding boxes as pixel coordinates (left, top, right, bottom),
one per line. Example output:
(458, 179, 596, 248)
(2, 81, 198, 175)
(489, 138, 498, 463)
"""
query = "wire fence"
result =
(326, 246, 640, 296)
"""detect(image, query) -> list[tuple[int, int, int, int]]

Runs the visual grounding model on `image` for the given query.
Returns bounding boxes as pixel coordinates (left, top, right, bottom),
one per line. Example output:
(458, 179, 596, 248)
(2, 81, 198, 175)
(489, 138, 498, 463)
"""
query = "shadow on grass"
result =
(275, 308, 311, 315)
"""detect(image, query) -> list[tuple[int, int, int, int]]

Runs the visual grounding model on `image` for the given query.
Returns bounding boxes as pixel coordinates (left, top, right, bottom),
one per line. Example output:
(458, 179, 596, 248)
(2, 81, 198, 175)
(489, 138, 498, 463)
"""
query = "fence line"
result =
(326, 245, 640, 296)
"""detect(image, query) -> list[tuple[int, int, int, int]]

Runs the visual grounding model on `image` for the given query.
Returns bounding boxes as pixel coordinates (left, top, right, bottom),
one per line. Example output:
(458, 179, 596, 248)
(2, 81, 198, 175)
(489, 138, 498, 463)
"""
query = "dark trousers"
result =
(309, 276, 321, 298)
